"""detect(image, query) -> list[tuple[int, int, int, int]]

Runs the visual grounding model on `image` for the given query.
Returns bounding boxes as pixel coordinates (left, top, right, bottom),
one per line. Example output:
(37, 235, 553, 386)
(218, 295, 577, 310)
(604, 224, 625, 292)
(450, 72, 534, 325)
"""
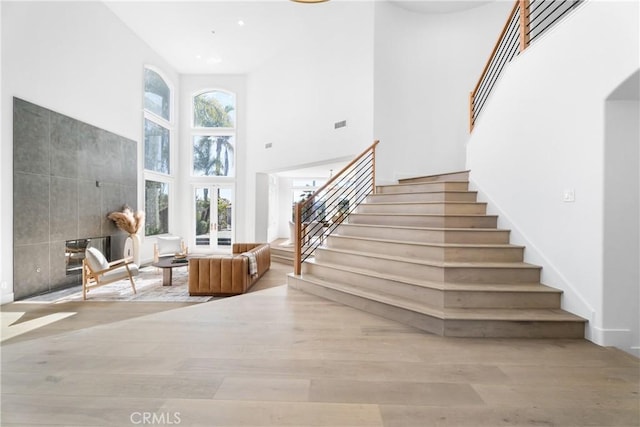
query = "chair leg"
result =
(128, 276, 137, 294)
(82, 263, 88, 300)
(125, 265, 137, 294)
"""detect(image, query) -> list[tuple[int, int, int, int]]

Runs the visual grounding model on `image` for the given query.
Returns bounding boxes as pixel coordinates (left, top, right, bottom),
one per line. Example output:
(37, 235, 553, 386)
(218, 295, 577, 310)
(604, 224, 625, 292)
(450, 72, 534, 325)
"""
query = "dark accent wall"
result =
(13, 98, 138, 299)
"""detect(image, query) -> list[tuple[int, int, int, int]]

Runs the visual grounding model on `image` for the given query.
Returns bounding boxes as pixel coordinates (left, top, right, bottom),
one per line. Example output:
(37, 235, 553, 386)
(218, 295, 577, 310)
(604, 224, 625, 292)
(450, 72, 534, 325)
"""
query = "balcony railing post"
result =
(519, 0, 531, 52)
(294, 202, 302, 275)
(371, 139, 379, 194)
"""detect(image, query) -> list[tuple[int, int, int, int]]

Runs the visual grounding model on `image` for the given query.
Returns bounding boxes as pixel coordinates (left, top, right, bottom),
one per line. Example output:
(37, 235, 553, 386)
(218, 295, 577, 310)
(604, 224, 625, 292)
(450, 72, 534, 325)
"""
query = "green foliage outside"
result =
(195, 193, 232, 235)
(193, 93, 235, 177)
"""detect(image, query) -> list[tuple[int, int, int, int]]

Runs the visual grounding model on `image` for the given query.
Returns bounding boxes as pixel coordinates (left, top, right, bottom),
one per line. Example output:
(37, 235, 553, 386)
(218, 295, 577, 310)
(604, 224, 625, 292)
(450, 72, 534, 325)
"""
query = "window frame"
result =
(189, 88, 238, 250)
(143, 65, 175, 237)
(190, 89, 237, 179)
(191, 89, 236, 131)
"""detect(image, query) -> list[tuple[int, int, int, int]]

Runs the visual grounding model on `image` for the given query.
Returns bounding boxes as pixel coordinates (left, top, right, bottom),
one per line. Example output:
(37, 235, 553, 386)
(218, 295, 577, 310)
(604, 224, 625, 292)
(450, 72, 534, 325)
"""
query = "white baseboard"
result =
(591, 326, 639, 357)
(1, 292, 15, 305)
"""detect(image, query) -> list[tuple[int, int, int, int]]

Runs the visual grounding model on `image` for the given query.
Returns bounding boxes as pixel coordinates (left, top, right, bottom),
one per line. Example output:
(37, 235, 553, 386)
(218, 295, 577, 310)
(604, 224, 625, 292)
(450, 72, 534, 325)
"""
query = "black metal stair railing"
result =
(294, 140, 379, 275)
(470, 0, 584, 131)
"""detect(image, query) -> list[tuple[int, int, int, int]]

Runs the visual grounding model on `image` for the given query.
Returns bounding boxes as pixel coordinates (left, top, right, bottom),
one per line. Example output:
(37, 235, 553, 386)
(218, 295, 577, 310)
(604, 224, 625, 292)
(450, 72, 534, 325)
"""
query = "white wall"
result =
(373, 0, 512, 184)
(604, 97, 639, 356)
(0, 2, 5, 304)
(244, 1, 375, 241)
(0, 1, 6, 301)
(277, 176, 295, 242)
(176, 74, 248, 249)
(466, 1, 639, 352)
(1, 1, 178, 303)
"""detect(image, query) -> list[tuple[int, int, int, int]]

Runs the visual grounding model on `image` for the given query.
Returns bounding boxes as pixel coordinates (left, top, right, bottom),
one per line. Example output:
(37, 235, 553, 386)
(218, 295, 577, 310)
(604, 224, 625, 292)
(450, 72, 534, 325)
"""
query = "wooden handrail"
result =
(299, 139, 380, 214)
(469, 0, 582, 132)
(471, 1, 519, 99)
(519, 0, 531, 52)
(293, 140, 379, 275)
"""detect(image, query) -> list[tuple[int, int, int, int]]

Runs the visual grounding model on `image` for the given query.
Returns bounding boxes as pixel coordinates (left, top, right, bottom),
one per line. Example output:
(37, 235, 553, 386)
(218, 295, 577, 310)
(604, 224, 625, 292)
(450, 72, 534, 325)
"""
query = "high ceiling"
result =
(105, 0, 493, 178)
(105, 0, 494, 75)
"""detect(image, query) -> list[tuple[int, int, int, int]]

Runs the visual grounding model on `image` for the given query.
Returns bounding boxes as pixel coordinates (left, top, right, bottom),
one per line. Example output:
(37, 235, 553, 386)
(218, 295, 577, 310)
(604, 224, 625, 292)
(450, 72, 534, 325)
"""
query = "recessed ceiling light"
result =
(237, 19, 245, 26)
(196, 55, 202, 60)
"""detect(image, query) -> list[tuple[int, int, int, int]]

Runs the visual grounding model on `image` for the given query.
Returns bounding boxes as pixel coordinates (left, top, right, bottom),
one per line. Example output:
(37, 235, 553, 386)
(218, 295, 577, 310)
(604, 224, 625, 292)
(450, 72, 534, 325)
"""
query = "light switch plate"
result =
(563, 189, 575, 202)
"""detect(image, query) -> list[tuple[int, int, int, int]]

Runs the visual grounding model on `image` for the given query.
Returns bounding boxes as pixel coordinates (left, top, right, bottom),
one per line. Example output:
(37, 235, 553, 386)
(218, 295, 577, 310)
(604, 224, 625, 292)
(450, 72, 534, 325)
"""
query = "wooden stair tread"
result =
(339, 223, 510, 233)
(330, 234, 524, 249)
(315, 246, 541, 269)
(362, 201, 486, 206)
(294, 274, 583, 322)
(340, 223, 507, 231)
(378, 180, 469, 187)
(398, 170, 470, 183)
(307, 259, 557, 293)
(351, 213, 495, 218)
(369, 190, 477, 196)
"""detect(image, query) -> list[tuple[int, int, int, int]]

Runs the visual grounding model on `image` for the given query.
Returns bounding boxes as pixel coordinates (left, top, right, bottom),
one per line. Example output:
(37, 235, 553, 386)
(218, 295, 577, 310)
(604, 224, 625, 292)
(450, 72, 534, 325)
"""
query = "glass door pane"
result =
(216, 187, 233, 248)
(194, 186, 233, 250)
(194, 187, 212, 247)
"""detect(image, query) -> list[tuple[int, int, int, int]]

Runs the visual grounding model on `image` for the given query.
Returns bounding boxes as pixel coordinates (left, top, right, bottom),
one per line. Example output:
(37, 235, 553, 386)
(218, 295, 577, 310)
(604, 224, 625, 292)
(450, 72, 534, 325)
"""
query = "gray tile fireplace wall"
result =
(13, 98, 138, 299)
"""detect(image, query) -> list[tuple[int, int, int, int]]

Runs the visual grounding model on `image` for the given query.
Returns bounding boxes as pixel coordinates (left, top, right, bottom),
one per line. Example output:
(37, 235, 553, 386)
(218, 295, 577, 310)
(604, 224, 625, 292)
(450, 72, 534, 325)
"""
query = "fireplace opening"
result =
(65, 236, 111, 276)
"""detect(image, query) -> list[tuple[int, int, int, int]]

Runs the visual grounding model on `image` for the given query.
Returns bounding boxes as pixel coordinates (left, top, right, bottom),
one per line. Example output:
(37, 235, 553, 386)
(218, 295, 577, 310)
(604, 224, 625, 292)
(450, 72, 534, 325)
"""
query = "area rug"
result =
(25, 266, 212, 303)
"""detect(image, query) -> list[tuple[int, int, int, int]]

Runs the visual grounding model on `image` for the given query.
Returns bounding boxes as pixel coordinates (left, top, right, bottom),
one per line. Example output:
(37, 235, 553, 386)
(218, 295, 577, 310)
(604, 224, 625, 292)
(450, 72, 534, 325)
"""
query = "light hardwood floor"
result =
(1, 262, 638, 426)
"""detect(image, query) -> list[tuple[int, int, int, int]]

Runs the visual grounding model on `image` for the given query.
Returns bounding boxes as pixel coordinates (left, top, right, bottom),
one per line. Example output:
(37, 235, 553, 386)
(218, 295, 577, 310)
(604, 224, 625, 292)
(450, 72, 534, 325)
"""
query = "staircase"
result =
(269, 238, 295, 265)
(287, 170, 586, 338)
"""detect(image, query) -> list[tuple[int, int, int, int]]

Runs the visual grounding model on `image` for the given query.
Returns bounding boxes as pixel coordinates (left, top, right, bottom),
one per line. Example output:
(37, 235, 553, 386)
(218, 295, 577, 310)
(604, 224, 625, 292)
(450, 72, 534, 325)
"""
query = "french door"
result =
(193, 185, 234, 250)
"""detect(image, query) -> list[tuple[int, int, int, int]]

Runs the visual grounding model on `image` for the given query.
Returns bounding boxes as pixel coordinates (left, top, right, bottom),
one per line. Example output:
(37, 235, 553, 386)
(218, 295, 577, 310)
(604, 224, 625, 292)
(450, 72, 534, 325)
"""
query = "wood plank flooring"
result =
(1, 262, 638, 426)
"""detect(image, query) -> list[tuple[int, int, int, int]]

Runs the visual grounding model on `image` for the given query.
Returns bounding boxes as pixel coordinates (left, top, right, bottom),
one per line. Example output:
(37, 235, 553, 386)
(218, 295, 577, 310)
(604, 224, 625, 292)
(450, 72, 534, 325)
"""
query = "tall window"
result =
(192, 90, 236, 177)
(191, 89, 236, 249)
(144, 67, 173, 236)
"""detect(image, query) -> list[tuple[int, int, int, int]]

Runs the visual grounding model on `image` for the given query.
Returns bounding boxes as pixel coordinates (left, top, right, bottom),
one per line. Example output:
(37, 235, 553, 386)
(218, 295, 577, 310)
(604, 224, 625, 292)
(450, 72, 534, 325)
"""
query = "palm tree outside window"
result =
(192, 90, 235, 177)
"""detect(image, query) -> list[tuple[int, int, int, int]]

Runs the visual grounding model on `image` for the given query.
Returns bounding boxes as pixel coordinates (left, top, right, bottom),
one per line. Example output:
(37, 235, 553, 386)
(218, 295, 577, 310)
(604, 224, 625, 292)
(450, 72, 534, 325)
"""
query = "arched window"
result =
(144, 68, 171, 121)
(193, 90, 235, 128)
(143, 66, 174, 236)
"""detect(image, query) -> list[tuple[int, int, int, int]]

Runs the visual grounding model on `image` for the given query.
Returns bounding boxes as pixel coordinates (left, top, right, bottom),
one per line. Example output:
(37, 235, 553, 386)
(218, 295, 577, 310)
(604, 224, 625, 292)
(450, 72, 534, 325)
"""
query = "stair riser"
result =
(348, 214, 498, 229)
(288, 276, 583, 338)
(367, 192, 478, 203)
(271, 255, 294, 265)
(444, 266, 541, 284)
(326, 236, 524, 262)
(443, 319, 584, 338)
(355, 203, 487, 215)
(376, 182, 469, 194)
(445, 291, 561, 309)
(314, 249, 444, 281)
(288, 275, 445, 335)
(271, 248, 293, 257)
(336, 225, 511, 244)
(315, 249, 540, 283)
(305, 262, 558, 309)
(303, 262, 444, 307)
(399, 171, 470, 184)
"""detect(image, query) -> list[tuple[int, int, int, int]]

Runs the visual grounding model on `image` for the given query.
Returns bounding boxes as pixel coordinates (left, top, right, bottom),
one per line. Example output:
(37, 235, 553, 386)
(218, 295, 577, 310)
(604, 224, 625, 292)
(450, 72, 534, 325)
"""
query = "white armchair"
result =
(153, 236, 187, 262)
(303, 221, 326, 245)
(82, 247, 138, 300)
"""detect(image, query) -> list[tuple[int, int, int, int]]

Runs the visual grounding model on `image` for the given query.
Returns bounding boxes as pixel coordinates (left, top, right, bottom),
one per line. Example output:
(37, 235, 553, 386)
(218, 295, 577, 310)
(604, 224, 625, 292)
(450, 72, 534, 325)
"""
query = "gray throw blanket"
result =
(242, 252, 258, 278)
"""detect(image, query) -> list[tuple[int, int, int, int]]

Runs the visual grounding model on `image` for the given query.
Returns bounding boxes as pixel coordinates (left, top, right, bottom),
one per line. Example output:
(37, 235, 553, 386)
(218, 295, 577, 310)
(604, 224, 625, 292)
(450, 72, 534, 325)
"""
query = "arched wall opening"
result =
(603, 69, 640, 357)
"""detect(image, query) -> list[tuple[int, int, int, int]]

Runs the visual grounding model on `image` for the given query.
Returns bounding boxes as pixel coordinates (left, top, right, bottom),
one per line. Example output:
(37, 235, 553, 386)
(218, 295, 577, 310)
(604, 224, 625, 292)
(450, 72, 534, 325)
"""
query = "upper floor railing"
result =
(469, 0, 584, 131)
(293, 140, 379, 275)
